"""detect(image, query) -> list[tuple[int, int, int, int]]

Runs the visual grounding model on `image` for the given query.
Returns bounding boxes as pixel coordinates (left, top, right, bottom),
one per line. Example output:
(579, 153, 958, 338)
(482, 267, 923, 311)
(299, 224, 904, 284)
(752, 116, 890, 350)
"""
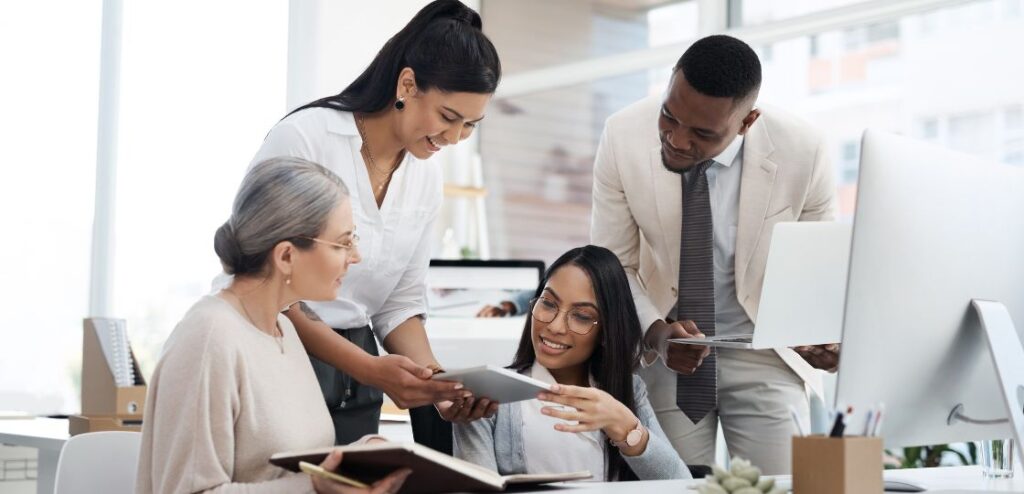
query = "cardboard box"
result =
(73, 318, 148, 436)
(792, 435, 883, 494)
(68, 415, 143, 435)
(80, 318, 147, 419)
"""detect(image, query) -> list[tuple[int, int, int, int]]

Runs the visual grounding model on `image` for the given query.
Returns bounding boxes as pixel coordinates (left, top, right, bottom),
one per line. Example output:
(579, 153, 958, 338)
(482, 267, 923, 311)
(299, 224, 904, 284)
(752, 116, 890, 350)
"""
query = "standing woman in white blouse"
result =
(252, 0, 502, 444)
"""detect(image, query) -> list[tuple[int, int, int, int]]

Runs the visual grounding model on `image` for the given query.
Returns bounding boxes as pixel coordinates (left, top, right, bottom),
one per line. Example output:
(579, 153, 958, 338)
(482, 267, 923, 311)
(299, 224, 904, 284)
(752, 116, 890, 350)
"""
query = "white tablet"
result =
(431, 365, 551, 404)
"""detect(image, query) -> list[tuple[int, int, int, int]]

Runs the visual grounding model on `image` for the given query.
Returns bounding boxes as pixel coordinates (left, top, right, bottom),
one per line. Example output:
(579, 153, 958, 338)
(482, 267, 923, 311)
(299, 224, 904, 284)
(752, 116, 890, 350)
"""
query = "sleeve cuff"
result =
(371, 309, 425, 343)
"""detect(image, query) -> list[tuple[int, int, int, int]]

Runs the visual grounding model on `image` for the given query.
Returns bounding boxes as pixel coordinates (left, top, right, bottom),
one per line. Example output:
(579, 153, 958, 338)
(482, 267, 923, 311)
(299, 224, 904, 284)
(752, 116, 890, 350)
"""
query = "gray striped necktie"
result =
(676, 159, 717, 423)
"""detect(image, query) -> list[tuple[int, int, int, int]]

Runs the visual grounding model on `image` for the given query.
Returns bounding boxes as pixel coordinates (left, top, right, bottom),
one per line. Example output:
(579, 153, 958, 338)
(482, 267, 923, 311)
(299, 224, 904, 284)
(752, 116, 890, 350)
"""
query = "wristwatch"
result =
(609, 419, 645, 448)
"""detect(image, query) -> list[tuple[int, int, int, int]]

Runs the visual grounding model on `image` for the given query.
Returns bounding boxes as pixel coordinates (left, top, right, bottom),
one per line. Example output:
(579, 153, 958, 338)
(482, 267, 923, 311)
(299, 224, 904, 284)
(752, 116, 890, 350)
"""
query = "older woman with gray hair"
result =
(137, 157, 410, 494)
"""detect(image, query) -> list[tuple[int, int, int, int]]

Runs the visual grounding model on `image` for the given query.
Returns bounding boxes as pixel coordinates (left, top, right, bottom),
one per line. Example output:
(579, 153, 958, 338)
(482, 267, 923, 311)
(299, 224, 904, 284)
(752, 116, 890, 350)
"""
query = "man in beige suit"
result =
(591, 35, 839, 474)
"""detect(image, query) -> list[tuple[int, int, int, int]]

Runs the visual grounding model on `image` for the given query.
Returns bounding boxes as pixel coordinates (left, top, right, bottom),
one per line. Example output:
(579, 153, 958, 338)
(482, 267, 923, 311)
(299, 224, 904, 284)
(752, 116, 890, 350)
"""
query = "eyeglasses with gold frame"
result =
(530, 296, 599, 335)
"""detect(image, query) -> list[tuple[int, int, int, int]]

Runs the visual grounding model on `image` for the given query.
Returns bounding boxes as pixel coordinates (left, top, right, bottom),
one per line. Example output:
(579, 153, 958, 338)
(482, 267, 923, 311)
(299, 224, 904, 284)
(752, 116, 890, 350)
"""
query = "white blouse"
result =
(521, 362, 606, 479)
(249, 108, 443, 341)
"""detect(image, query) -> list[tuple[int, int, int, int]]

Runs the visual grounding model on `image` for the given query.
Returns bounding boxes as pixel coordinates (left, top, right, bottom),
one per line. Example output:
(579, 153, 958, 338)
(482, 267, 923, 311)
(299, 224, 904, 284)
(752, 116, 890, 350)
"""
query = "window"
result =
(730, 0, 870, 27)
(1004, 141, 1024, 165)
(647, 1, 700, 47)
(482, 0, 697, 74)
(481, 71, 666, 261)
(841, 141, 860, 184)
(483, 0, 1024, 258)
(480, 1, 695, 261)
(948, 112, 997, 157)
(0, 1, 101, 414)
(743, 3, 1023, 216)
(113, 1, 288, 382)
(1006, 105, 1023, 131)
(919, 118, 940, 140)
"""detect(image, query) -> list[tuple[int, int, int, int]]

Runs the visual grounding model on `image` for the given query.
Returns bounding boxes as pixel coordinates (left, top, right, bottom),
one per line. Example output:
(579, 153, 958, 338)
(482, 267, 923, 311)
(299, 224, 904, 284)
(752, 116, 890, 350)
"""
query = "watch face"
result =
(626, 428, 643, 447)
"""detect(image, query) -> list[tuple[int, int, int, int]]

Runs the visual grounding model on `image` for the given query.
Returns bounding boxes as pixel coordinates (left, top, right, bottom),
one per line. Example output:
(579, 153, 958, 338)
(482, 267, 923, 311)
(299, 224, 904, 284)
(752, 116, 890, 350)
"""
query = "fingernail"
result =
(463, 391, 473, 398)
(541, 407, 550, 415)
(453, 383, 464, 390)
(550, 384, 560, 392)
(538, 393, 549, 401)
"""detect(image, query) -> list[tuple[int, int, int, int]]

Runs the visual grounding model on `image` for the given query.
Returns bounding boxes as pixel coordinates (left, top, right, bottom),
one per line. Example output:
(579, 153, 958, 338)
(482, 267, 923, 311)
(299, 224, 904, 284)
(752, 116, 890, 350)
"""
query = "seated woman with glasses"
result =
(453, 245, 690, 481)
(137, 157, 411, 494)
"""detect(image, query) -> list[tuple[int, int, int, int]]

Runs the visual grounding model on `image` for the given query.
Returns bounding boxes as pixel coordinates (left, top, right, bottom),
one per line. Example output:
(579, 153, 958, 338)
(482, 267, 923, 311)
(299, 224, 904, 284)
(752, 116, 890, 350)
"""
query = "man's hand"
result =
(647, 319, 711, 375)
(436, 397, 499, 423)
(359, 355, 470, 409)
(793, 343, 840, 372)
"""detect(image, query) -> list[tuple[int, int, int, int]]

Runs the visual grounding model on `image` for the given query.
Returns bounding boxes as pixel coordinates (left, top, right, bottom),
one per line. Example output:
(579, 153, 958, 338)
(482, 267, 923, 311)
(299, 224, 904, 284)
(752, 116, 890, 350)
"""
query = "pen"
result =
(299, 461, 369, 488)
(871, 404, 886, 437)
(861, 409, 874, 437)
(829, 405, 853, 437)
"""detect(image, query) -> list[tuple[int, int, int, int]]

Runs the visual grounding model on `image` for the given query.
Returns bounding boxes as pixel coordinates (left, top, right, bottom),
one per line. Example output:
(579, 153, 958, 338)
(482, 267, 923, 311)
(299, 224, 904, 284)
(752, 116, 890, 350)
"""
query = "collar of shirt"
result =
(325, 110, 359, 136)
(711, 134, 744, 168)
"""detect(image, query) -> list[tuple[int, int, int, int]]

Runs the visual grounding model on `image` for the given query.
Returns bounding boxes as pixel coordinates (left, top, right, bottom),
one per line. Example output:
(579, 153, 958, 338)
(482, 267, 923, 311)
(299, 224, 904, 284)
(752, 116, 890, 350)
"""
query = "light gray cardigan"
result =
(453, 373, 691, 481)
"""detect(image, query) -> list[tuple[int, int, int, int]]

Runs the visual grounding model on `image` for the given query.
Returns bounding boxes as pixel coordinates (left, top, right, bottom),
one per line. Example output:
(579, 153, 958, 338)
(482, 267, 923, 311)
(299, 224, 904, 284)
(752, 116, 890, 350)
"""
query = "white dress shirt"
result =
(674, 135, 753, 338)
(246, 108, 442, 342)
(521, 362, 605, 478)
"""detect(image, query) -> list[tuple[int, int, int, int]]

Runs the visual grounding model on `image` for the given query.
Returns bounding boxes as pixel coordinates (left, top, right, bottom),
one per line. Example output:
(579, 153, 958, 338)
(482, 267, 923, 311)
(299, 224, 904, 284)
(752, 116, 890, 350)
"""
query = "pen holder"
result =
(792, 435, 883, 494)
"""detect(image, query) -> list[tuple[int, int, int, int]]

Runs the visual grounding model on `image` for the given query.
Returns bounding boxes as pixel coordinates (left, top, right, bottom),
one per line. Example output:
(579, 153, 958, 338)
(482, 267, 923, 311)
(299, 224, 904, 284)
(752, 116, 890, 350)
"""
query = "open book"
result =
(270, 442, 591, 493)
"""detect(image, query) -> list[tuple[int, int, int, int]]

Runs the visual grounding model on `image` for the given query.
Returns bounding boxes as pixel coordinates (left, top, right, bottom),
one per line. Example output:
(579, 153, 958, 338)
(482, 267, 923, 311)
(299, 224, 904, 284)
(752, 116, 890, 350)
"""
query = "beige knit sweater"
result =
(136, 295, 334, 493)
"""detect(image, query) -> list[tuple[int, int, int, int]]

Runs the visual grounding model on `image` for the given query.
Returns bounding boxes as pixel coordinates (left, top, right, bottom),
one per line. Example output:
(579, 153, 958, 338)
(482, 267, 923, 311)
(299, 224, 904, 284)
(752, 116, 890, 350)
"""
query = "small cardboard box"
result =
(792, 435, 883, 494)
(80, 318, 146, 419)
(74, 318, 148, 436)
(68, 415, 143, 435)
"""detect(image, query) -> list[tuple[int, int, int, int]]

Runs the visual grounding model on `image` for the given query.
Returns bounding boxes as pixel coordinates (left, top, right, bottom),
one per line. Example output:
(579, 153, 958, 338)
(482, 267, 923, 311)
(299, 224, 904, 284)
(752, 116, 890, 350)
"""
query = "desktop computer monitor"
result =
(835, 130, 1024, 449)
(424, 259, 545, 369)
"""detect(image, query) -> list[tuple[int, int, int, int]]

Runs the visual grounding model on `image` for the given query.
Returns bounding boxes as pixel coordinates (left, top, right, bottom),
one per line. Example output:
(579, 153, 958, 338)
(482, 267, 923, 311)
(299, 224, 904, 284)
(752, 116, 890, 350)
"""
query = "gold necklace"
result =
(227, 290, 284, 354)
(355, 115, 401, 193)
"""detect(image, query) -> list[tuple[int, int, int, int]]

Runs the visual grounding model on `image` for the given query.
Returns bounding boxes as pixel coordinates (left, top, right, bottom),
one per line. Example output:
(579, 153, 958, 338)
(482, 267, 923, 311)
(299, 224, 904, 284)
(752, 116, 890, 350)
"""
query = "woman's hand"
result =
(538, 384, 649, 456)
(537, 384, 638, 444)
(359, 355, 470, 409)
(436, 397, 499, 423)
(310, 449, 412, 494)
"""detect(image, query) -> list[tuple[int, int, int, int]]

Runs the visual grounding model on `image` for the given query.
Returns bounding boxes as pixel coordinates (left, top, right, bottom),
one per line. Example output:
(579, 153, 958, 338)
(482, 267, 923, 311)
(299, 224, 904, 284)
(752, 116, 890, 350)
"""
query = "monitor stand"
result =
(973, 299, 1024, 473)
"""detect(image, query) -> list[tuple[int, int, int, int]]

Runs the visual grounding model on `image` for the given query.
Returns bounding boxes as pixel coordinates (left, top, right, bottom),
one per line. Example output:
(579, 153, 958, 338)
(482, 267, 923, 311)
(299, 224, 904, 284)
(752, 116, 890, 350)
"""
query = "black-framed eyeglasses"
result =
(530, 296, 599, 335)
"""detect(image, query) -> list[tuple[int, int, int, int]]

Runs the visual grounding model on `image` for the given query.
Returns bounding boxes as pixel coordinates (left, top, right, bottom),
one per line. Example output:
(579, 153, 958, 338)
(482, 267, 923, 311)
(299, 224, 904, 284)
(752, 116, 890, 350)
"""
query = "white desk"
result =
(2, 418, 1021, 493)
(0, 418, 67, 494)
(539, 467, 1023, 492)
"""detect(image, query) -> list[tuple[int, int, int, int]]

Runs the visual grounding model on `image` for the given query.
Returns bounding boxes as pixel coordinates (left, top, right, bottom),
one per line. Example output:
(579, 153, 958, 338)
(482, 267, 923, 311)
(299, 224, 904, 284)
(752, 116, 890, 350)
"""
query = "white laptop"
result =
(669, 221, 850, 350)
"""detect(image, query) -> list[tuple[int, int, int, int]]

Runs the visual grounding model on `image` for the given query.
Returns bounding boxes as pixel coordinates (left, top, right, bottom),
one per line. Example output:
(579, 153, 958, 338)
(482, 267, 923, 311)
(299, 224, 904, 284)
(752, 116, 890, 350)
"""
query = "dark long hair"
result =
(509, 245, 643, 481)
(289, 0, 500, 116)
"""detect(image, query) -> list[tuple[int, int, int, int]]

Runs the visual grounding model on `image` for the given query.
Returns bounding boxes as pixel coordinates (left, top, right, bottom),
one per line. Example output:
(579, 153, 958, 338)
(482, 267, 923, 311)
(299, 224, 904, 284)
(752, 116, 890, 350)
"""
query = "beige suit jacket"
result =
(590, 95, 838, 396)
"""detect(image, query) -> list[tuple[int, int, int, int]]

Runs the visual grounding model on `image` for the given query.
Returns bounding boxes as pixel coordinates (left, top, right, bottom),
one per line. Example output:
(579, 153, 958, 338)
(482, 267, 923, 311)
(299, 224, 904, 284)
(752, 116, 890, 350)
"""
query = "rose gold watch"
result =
(609, 419, 645, 448)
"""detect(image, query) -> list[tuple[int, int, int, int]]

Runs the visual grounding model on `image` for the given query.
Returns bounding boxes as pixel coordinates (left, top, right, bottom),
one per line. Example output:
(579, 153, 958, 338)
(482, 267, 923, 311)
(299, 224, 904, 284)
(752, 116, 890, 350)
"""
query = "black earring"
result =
(394, 97, 405, 111)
